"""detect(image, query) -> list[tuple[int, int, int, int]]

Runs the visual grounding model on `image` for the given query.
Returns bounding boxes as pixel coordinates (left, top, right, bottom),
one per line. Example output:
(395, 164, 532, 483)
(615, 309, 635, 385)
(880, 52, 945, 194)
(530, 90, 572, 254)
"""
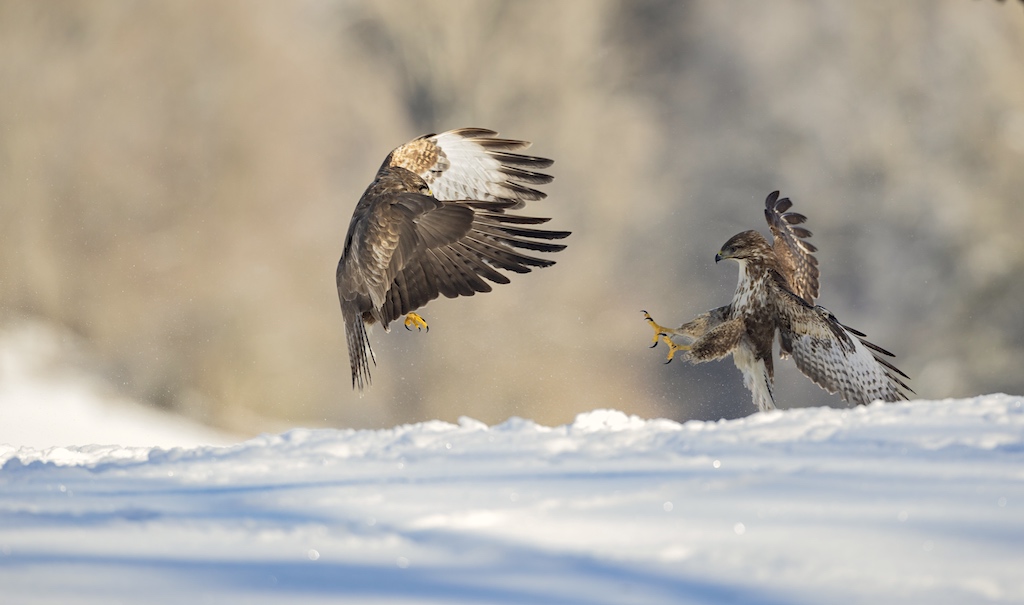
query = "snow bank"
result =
(1, 395, 1022, 604)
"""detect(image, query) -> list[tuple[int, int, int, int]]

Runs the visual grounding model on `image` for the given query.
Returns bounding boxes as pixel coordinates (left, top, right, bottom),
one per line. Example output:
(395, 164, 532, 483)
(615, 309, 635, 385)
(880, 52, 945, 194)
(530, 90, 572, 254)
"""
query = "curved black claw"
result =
(664, 357, 674, 365)
(643, 310, 667, 347)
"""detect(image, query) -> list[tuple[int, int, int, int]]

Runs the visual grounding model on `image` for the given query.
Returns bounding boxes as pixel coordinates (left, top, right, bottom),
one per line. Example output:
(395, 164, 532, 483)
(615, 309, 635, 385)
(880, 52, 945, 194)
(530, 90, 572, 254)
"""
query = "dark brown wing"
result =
(377, 200, 569, 327)
(764, 191, 820, 305)
(337, 181, 475, 389)
(385, 128, 553, 209)
(337, 176, 474, 311)
(771, 281, 912, 405)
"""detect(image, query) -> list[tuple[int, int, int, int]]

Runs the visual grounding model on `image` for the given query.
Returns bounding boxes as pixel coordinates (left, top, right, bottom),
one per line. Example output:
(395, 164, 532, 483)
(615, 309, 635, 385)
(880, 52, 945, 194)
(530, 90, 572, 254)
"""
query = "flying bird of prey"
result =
(337, 128, 569, 389)
(643, 191, 912, 412)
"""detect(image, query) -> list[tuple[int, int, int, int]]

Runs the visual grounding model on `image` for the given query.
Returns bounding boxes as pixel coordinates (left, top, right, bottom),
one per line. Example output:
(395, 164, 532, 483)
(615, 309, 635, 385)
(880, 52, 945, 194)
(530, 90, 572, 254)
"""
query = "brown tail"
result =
(345, 310, 375, 390)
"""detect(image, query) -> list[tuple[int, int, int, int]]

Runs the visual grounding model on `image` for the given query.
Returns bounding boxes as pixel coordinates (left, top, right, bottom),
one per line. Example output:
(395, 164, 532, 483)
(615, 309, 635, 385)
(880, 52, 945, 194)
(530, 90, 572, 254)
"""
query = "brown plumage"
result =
(337, 128, 569, 390)
(645, 191, 912, 412)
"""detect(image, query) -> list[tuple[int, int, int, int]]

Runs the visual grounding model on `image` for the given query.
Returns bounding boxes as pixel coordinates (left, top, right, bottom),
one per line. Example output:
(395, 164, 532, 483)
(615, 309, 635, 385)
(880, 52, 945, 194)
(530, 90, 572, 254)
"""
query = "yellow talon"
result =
(662, 335, 690, 364)
(642, 310, 669, 346)
(404, 312, 429, 332)
(643, 310, 691, 362)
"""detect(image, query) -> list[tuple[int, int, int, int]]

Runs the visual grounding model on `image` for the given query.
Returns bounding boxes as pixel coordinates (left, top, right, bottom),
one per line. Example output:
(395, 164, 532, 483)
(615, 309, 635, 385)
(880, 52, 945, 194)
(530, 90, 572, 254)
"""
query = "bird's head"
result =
(715, 230, 770, 263)
(373, 166, 434, 197)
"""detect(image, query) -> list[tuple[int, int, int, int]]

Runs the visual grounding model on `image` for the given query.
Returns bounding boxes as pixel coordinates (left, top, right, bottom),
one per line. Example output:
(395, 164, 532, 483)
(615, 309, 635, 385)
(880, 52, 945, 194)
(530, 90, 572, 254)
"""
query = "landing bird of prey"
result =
(337, 128, 569, 390)
(643, 191, 912, 412)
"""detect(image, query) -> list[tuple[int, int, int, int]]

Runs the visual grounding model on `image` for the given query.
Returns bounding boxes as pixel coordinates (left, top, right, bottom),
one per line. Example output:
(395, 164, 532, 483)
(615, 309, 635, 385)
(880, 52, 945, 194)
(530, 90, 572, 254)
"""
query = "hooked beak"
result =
(715, 252, 724, 263)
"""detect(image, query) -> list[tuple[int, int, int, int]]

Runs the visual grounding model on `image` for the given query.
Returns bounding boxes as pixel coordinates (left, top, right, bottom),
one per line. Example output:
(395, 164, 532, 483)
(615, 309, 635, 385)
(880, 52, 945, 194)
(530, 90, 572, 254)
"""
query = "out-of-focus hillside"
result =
(1, 0, 1021, 435)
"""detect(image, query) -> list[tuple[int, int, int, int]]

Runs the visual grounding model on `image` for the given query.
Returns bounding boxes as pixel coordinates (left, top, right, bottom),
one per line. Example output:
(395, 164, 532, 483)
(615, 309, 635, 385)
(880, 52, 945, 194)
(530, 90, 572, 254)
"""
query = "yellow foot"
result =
(404, 312, 429, 332)
(661, 335, 690, 364)
(642, 310, 670, 347)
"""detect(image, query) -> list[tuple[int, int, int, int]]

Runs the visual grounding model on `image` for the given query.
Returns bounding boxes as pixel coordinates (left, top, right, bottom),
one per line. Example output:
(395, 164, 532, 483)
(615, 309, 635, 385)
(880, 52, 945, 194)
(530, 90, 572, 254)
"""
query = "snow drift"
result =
(1, 395, 1022, 604)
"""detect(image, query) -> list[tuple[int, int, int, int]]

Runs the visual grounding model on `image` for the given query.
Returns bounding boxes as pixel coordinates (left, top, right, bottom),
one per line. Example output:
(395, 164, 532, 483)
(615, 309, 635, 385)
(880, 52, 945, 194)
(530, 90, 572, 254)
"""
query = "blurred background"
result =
(1, 0, 1022, 440)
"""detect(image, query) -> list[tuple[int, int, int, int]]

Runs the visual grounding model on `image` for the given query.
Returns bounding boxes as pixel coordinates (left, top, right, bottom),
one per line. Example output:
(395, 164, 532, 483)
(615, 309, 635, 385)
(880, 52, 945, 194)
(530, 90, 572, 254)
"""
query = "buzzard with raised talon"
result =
(337, 128, 569, 390)
(643, 191, 912, 412)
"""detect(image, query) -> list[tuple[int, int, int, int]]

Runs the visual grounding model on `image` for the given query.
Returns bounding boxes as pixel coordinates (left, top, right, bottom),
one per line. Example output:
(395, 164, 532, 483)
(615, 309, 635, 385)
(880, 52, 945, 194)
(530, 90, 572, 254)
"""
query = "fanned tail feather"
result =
(346, 311, 375, 390)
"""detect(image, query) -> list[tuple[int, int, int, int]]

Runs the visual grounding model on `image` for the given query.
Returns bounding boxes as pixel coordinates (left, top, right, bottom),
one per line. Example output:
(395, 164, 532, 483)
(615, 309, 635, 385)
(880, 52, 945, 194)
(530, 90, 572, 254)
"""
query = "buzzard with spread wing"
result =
(337, 128, 569, 389)
(644, 191, 912, 411)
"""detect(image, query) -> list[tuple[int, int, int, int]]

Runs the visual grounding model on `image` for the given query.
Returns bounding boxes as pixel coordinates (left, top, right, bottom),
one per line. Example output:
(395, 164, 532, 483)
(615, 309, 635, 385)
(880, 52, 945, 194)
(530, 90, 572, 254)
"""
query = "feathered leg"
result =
(643, 308, 730, 363)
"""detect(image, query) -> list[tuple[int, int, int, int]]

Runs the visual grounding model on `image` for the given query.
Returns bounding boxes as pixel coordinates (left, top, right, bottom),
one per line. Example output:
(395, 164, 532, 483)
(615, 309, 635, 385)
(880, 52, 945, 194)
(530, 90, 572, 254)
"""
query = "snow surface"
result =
(2, 395, 1023, 604)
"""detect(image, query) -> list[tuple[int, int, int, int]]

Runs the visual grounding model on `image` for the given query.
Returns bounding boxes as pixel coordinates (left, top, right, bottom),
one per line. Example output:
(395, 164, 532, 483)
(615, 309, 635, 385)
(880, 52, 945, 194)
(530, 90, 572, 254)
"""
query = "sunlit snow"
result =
(2, 394, 1022, 604)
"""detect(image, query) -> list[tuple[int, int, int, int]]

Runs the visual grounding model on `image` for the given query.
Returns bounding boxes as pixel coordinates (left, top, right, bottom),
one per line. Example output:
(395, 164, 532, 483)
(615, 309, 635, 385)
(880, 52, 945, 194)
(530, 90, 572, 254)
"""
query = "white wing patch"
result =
(392, 129, 553, 209)
(431, 130, 511, 201)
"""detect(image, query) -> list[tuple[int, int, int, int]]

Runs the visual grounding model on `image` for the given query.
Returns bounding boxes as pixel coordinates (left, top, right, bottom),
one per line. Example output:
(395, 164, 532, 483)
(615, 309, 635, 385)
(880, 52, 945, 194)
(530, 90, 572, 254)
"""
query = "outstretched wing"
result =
(764, 191, 819, 305)
(384, 128, 553, 209)
(772, 284, 912, 405)
(336, 188, 569, 389)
